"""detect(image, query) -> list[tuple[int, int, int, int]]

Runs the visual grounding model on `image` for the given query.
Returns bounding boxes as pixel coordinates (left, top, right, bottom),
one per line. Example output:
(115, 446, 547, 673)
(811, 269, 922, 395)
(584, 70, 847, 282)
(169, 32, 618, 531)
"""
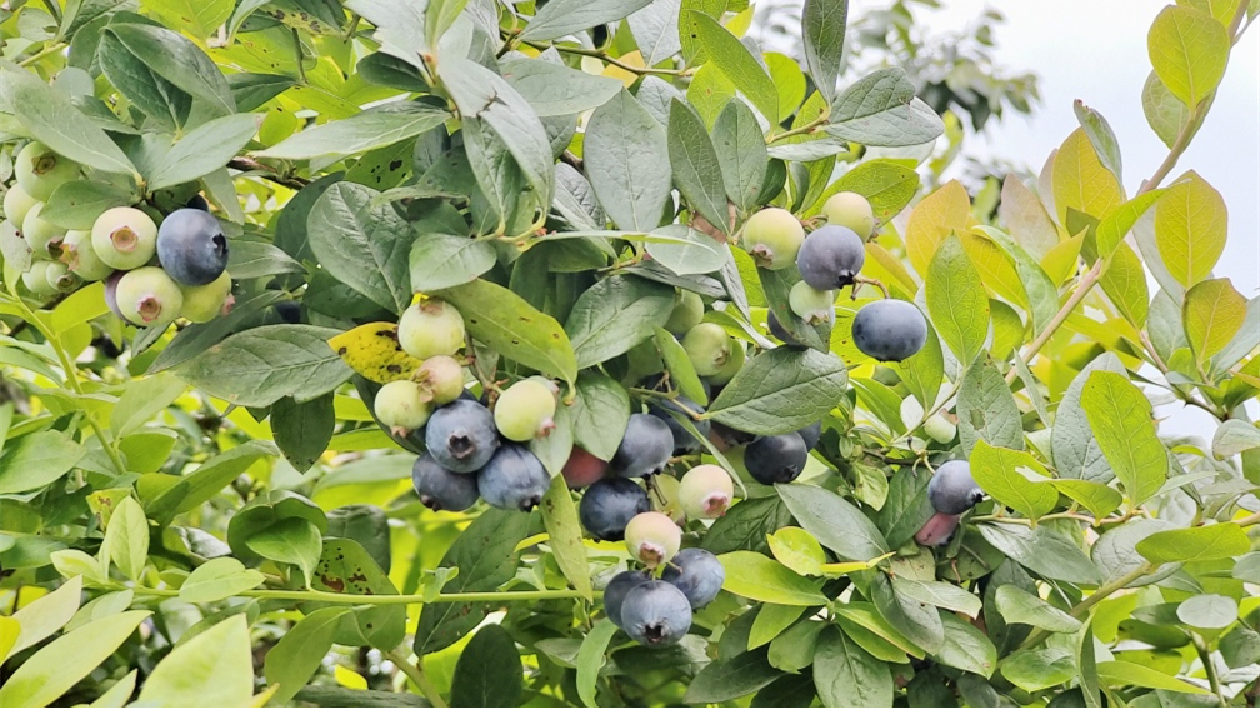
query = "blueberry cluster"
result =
(742, 192, 929, 363)
(3, 141, 233, 326)
(603, 547, 724, 646)
(914, 460, 985, 546)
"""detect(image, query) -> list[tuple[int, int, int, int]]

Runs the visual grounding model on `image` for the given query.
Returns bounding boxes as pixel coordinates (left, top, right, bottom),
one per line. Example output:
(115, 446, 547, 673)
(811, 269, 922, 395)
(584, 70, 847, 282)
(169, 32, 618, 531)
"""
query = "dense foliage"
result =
(1, 0, 1259, 706)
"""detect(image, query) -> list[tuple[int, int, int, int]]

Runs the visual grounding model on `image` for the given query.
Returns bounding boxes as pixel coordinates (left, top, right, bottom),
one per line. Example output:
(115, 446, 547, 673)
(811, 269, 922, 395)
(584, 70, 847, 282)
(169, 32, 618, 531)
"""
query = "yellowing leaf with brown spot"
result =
(1052, 128, 1124, 226)
(1182, 278, 1246, 369)
(327, 322, 425, 384)
(1155, 171, 1227, 288)
(905, 180, 972, 275)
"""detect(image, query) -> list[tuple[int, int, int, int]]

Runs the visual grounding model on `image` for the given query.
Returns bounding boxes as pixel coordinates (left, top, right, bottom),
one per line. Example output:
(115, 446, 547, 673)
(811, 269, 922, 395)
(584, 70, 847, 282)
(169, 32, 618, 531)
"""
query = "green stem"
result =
(20, 42, 67, 67)
(523, 41, 692, 76)
(1193, 633, 1229, 708)
(1018, 562, 1153, 651)
(291, 28, 307, 84)
(386, 649, 448, 708)
(767, 116, 830, 144)
(123, 586, 590, 605)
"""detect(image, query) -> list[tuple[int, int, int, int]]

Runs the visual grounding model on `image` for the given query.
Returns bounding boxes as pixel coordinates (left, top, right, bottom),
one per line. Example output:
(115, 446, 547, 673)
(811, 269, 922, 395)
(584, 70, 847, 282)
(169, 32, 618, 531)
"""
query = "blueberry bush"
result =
(1, 0, 1258, 706)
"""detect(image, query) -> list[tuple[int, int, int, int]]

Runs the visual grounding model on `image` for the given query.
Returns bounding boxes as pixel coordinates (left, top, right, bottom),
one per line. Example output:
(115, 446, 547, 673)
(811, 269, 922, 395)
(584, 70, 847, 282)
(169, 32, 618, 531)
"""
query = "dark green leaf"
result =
(98, 31, 190, 131)
(409, 233, 496, 292)
(703, 496, 793, 554)
(107, 24, 234, 116)
(519, 0, 655, 41)
(565, 275, 676, 369)
(813, 625, 892, 708)
(683, 648, 782, 704)
(713, 99, 768, 213)
(825, 68, 944, 147)
(263, 608, 349, 704)
(450, 625, 523, 708)
(956, 356, 1024, 455)
(257, 105, 449, 160)
(569, 372, 631, 461)
(148, 291, 288, 373)
(228, 73, 294, 113)
(310, 539, 405, 649)
(270, 394, 334, 472)
(686, 12, 778, 121)
(801, 0, 849, 105)
(500, 58, 623, 117)
(645, 224, 728, 276)
(778, 485, 888, 561)
(308, 182, 414, 313)
(148, 113, 260, 190)
(11, 74, 135, 174)
(227, 240, 305, 280)
(977, 524, 1101, 584)
(668, 99, 730, 233)
(584, 89, 670, 231)
(708, 348, 847, 434)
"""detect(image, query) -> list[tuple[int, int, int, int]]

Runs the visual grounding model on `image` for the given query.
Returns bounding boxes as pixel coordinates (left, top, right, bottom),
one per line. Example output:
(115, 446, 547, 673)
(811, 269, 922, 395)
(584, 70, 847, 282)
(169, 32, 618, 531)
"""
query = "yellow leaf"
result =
(1148, 5, 1230, 106)
(820, 552, 894, 576)
(602, 51, 643, 87)
(1051, 128, 1124, 225)
(334, 665, 367, 690)
(1182, 278, 1246, 368)
(1154, 171, 1227, 288)
(1100, 242, 1149, 329)
(327, 322, 425, 384)
(1041, 231, 1084, 287)
(767, 527, 826, 576)
(905, 180, 971, 275)
(1177, 0, 1241, 24)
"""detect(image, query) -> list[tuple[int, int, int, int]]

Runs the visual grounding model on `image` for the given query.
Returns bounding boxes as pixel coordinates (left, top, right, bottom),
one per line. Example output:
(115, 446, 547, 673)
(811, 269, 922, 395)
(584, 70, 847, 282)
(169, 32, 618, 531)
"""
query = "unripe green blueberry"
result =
(678, 464, 734, 520)
(15, 141, 80, 201)
(415, 355, 466, 405)
(821, 191, 875, 239)
(60, 229, 114, 281)
(397, 299, 466, 360)
(179, 272, 234, 323)
(624, 511, 681, 568)
(4, 185, 39, 228)
(681, 323, 731, 377)
(374, 380, 433, 435)
(788, 281, 834, 325)
(21, 262, 60, 299)
(44, 261, 80, 293)
(741, 207, 804, 270)
(114, 266, 183, 326)
(923, 414, 957, 444)
(91, 207, 158, 271)
(665, 290, 704, 335)
(22, 203, 66, 261)
(494, 378, 557, 442)
(708, 339, 745, 385)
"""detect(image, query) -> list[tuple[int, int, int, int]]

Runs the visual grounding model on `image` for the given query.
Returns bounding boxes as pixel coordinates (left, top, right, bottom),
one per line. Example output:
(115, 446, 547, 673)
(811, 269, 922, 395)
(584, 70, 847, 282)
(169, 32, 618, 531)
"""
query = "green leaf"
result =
(270, 394, 335, 473)
(891, 577, 981, 617)
(1183, 277, 1246, 368)
(686, 12, 778, 122)
(440, 278, 578, 388)
(749, 605, 808, 650)
(308, 182, 414, 314)
(813, 625, 892, 708)
(569, 371, 630, 461)
(409, 233, 496, 292)
(97, 30, 190, 132)
(576, 619, 618, 708)
(1213, 419, 1260, 458)
(713, 100, 768, 214)
(1096, 660, 1210, 695)
(450, 625, 524, 708)
(1073, 100, 1123, 183)
(1000, 647, 1075, 691)
(138, 615, 252, 706)
(1093, 189, 1165, 259)
(969, 440, 1057, 521)
(646, 224, 728, 276)
(0, 430, 86, 494)
(1049, 480, 1123, 520)
(5, 576, 82, 659)
(148, 291, 288, 373)
(107, 23, 234, 116)
(425, 0, 468, 47)
(801, 0, 849, 105)
(439, 57, 553, 207)
(1177, 593, 1237, 628)
(110, 370, 186, 437)
(520, 0, 653, 40)
(926, 233, 990, 365)
(179, 557, 266, 603)
(994, 585, 1083, 633)
(977, 524, 1101, 584)
(766, 526, 826, 576)
(684, 648, 782, 703)
(501, 58, 623, 118)
(1080, 371, 1167, 506)
(263, 607, 349, 704)
(932, 612, 998, 678)
(1155, 171, 1227, 288)
(345, 0, 429, 70)
(174, 325, 351, 408)
(228, 72, 294, 112)
(310, 539, 405, 649)
(975, 226, 1059, 335)
(777, 485, 888, 561)
(415, 510, 535, 654)
(668, 99, 731, 233)
(1136, 523, 1251, 563)
(245, 517, 322, 587)
(824, 68, 945, 147)
(806, 159, 919, 224)
(898, 325, 944, 416)
(769, 620, 826, 672)
(0, 611, 149, 708)
(717, 551, 828, 605)
(566, 275, 676, 369)
(654, 328, 710, 406)
(257, 105, 450, 160)
(703, 496, 793, 555)
(628, 0, 682, 65)
(10, 75, 135, 175)
(765, 267, 831, 352)
(1142, 71, 1191, 149)
(1051, 353, 1125, 482)
(1147, 5, 1229, 106)
(708, 348, 848, 435)
(540, 475, 591, 599)
(140, 0, 234, 40)
(584, 89, 671, 231)
(876, 468, 935, 549)
(956, 357, 1024, 456)
(100, 497, 148, 582)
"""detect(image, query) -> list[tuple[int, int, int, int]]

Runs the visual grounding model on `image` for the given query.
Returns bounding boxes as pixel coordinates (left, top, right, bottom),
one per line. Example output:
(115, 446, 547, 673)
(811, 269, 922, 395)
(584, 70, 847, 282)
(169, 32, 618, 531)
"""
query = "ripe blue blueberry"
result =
(851, 299, 928, 362)
(603, 570, 651, 627)
(156, 208, 229, 286)
(611, 413, 674, 478)
(620, 580, 693, 646)
(927, 460, 983, 515)
(660, 548, 724, 608)
(411, 453, 480, 511)
(797, 422, 822, 451)
(648, 397, 710, 454)
(424, 398, 499, 473)
(795, 224, 866, 291)
(476, 444, 551, 512)
(744, 432, 808, 485)
(579, 478, 650, 541)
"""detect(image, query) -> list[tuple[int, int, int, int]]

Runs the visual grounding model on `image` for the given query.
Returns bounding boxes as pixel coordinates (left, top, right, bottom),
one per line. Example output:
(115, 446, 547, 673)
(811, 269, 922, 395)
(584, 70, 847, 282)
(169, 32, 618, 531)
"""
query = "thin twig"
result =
(227, 157, 310, 189)
(386, 649, 449, 708)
